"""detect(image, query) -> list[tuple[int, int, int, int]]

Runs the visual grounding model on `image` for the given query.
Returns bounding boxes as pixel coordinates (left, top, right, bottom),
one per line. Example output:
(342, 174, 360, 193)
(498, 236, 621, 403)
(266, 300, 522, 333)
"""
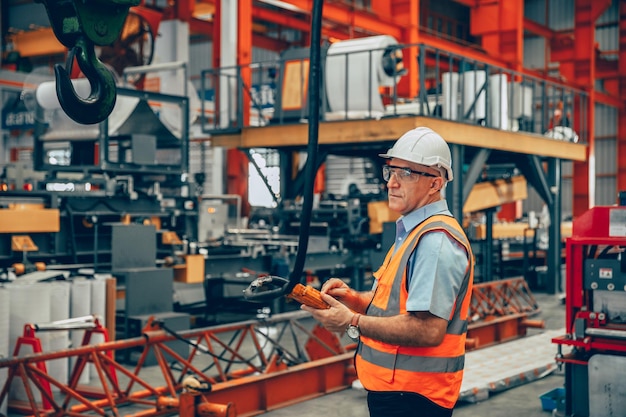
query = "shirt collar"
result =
(397, 199, 451, 233)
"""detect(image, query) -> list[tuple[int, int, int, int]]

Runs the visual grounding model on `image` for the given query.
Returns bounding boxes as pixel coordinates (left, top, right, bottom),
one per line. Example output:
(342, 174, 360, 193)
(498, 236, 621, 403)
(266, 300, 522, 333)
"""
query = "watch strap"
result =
(351, 313, 361, 328)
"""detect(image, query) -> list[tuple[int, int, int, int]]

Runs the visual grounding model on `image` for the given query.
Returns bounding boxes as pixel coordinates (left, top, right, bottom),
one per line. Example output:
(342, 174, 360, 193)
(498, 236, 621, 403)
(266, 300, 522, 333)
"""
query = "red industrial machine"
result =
(553, 206, 626, 416)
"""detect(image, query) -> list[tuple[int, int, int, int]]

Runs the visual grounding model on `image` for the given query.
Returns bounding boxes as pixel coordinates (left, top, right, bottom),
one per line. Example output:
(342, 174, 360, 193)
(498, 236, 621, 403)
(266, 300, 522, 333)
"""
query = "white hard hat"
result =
(379, 127, 453, 181)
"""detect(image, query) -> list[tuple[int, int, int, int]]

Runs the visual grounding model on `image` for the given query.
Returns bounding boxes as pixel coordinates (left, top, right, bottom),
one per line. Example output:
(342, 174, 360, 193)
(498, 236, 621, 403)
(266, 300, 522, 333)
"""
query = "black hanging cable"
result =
(243, 0, 325, 302)
(285, 0, 324, 294)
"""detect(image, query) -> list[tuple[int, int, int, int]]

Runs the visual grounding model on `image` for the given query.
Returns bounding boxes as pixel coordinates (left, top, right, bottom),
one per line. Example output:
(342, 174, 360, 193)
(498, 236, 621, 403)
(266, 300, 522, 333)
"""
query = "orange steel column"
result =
(239, 0, 252, 127)
(174, 0, 193, 22)
(618, 2, 626, 194)
(551, 0, 610, 216)
(470, 0, 524, 71)
(570, 0, 609, 215)
(210, 1, 221, 129)
(392, 0, 420, 100)
(227, 149, 251, 218)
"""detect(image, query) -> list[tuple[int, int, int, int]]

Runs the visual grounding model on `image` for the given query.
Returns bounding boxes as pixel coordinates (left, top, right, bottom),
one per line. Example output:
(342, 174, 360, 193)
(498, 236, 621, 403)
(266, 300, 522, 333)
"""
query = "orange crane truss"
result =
(0, 311, 355, 417)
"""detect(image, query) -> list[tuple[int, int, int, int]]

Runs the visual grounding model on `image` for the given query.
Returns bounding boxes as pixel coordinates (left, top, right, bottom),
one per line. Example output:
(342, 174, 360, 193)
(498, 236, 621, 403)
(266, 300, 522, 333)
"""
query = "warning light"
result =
(207, 207, 217, 214)
(0, 183, 7, 192)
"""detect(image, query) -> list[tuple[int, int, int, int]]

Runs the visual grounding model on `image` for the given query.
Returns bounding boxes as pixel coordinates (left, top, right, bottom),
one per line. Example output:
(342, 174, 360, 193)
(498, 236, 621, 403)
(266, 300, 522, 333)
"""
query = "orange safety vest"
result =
(355, 214, 474, 409)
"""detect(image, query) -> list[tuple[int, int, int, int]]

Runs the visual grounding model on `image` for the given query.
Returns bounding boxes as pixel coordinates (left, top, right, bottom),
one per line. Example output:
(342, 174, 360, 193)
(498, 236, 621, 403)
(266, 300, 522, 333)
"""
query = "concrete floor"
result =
(261, 373, 565, 417)
(262, 291, 567, 417)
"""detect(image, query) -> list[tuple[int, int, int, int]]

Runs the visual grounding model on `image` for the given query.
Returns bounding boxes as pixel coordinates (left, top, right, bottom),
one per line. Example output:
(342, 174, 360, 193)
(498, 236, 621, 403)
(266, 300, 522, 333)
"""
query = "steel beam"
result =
(618, 2, 626, 194)
(283, 0, 402, 39)
(469, 0, 524, 71)
(211, 117, 587, 163)
(560, 0, 611, 215)
(547, 158, 562, 294)
(239, 0, 253, 127)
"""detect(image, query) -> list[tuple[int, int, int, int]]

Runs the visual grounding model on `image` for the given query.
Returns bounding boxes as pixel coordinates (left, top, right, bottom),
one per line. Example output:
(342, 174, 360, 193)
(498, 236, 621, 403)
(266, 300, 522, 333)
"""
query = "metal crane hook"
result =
(54, 36, 117, 125)
(36, 0, 139, 124)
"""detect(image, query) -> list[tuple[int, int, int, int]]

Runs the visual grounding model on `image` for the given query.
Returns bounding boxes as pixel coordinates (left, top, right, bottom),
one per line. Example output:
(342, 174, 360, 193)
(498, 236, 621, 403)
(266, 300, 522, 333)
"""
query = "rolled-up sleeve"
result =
(405, 231, 469, 320)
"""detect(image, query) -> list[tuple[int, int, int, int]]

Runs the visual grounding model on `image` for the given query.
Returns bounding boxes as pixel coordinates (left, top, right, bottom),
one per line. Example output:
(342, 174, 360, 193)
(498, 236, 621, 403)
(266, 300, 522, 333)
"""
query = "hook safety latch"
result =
(36, 0, 140, 124)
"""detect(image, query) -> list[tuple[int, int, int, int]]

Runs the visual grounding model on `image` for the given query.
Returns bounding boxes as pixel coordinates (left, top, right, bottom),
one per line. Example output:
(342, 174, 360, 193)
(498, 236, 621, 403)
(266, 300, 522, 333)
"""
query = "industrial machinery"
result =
(0, 85, 195, 274)
(272, 35, 406, 123)
(553, 206, 626, 416)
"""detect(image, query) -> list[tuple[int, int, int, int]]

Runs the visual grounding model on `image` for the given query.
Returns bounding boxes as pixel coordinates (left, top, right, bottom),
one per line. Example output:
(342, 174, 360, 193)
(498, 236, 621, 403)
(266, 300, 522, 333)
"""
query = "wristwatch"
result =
(346, 313, 361, 341)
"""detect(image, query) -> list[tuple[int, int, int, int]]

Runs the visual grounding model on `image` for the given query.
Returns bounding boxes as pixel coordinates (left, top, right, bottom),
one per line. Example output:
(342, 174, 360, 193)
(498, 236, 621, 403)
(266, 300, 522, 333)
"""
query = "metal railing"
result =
(199, 42, 588, 144)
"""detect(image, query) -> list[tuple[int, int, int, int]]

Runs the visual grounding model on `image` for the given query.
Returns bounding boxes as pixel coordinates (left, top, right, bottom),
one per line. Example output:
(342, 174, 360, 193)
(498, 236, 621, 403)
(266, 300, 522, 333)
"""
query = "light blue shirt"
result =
(393, 200, 469, 320)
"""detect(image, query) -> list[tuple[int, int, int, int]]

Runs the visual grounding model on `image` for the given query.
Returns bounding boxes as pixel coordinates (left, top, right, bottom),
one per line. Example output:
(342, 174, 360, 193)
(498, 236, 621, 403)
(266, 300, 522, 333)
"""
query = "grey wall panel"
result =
(597, 0, 619, 25)
(524, 186, 545, 214)
(189, 41, 212, 77)
(549, 0, 575, 31)
(595, 138, 616, 176)
(253, 48, 280, 62)
(561, 160, 573, 220)
(562, 160, 573, 177)
(596, 26, 619, 58)
(524, 37, 546, 70)
(525, 0, 547, 25)
(596, 177, 617, 206)
(561, 177, 573, 220)
(594, 103, 618, 206)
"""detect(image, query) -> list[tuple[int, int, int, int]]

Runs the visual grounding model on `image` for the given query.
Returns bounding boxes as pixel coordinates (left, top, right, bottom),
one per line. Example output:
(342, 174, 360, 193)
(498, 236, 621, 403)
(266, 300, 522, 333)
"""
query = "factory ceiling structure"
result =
(1, 0, 623, 294)
(3, 2, 623, 212)
(135, 0, 622, 217)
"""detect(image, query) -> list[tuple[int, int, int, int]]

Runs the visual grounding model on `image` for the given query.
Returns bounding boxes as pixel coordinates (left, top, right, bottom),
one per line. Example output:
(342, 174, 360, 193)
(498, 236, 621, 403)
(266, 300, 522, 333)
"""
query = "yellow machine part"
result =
(464, 175, 528, 213)
(11, 235, 39, 252)
(0, 204, 60, 233)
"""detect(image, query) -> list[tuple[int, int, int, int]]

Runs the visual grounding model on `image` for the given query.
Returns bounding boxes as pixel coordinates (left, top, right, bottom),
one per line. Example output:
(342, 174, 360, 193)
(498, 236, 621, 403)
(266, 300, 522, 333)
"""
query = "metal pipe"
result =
(586, 327, 626, 340)
(33, 315, 99, 331)
(123, 61, 187, 74)
(123, 61, 188, 96)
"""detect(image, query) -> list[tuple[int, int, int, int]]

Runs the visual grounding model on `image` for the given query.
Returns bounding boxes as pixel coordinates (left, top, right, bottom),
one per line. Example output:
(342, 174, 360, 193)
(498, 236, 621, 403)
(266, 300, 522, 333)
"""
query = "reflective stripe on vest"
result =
(359, 342, 466, 373)
(355, 214, 474, 409)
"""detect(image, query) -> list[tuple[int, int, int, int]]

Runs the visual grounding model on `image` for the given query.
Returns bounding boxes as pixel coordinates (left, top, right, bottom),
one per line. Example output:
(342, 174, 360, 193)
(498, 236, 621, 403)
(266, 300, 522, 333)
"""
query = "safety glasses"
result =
(382, 165, 438, 183)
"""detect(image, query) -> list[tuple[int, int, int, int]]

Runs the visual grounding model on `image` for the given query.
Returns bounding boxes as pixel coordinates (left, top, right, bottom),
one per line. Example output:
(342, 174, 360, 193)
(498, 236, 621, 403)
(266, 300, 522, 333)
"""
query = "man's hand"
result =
(321, 278, 351, 299)
(321, 278, 373, 314)
(301, 293, 354, 334)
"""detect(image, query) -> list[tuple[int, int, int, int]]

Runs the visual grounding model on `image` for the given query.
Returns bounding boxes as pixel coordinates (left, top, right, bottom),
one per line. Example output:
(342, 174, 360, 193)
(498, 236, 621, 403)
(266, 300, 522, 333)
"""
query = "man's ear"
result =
(431, 177, 443, 191)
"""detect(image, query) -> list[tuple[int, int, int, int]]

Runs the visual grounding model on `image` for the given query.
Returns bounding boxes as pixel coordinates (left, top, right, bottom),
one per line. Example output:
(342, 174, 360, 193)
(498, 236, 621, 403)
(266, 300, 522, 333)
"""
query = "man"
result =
(302, 127, 474, 417)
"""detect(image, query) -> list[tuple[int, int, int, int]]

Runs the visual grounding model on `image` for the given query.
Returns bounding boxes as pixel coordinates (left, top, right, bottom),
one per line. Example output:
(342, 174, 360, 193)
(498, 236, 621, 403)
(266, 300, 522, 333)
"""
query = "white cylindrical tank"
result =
(462, 70, 486, 122)
(442, 72, 460, 121)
